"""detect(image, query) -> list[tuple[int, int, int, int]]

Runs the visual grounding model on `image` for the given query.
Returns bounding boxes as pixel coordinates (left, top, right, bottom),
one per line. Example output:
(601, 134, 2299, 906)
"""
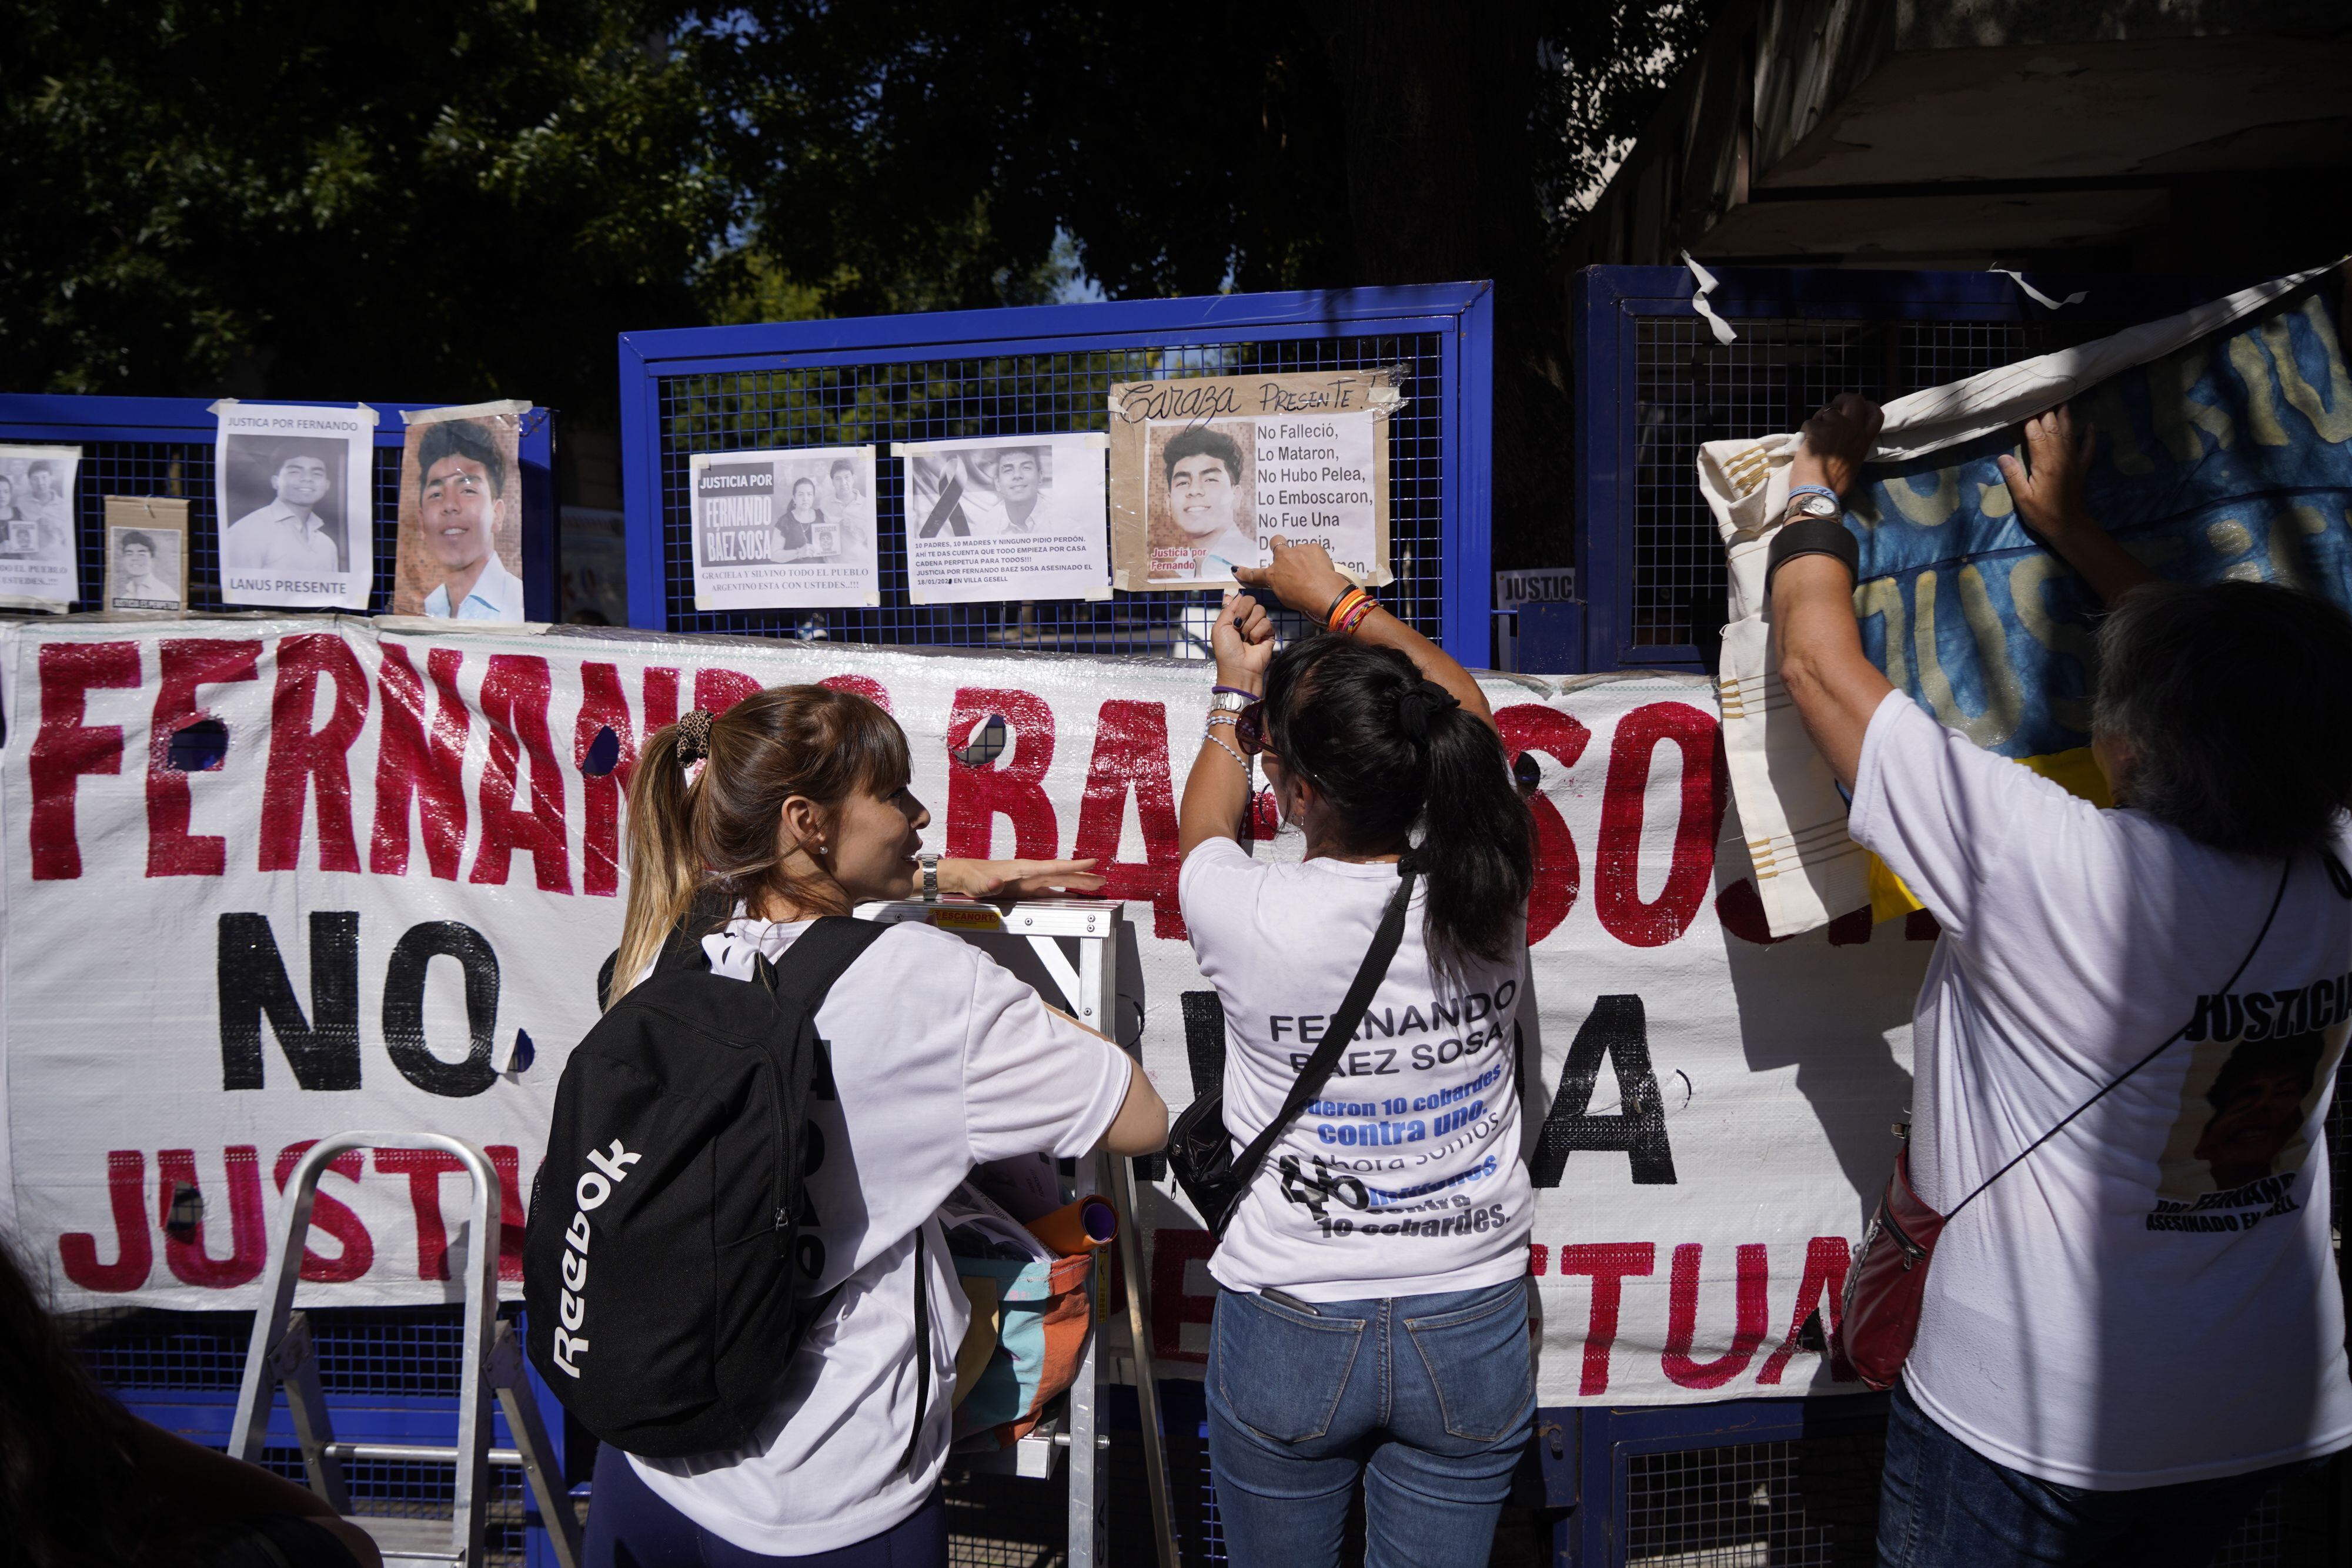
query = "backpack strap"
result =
(899, 1225, 930, 1476)
(763, 918, 928, 1475)
(764, 915, 890, 1012)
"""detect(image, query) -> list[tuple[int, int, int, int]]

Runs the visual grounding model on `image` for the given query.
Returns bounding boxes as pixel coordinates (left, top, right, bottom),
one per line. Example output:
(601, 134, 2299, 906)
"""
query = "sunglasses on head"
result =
(1233, 699, 1268, 756)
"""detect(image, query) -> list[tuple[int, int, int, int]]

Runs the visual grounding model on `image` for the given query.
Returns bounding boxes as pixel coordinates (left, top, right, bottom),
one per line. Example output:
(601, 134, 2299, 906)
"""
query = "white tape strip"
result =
(1990, 268, 2087, 311)
(1683, 252, 1738, 346)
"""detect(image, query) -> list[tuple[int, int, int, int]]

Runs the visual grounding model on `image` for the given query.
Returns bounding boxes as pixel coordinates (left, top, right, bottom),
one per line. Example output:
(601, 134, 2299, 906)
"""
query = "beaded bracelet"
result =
(1333, 592, 1378, 636)
(1202, 731, 1250, 771)
(1205, 712, 1240, 728)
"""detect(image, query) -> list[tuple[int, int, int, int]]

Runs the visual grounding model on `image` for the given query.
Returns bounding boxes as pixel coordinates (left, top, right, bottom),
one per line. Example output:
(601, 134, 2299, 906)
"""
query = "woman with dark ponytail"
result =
(1177, 537, 1536, 1568)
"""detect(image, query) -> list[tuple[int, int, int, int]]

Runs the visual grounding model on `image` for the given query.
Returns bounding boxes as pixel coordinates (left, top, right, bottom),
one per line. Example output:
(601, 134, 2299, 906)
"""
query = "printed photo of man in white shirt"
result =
(413, 418, 526, 621)
(1151, 424, 1261, 583)
(222, 449, 345, 575)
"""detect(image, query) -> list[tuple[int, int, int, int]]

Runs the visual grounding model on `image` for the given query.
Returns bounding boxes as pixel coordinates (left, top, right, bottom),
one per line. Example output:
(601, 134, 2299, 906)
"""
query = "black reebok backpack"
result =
(524, 914, 885, 1458)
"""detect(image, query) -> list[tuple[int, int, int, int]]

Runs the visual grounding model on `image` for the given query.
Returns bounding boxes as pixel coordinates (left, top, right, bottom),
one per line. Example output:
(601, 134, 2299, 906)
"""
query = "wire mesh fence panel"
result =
(71, 1303, 480, 1396)
(1624, 1430, 1883, 1568)
(652, 335, 1448, 656)
(1629, 318, 1906, 651)
(1622, 298, 2137, 658)
(1616, 1425, 2330, 1568)
(62, 441, 406, 614)
(253, 1446, 532, 1567)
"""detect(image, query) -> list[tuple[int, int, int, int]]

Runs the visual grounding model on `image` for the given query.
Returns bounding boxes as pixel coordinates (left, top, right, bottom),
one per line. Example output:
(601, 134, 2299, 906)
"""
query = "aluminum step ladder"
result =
(229, 1131, 583, 1567)
(861, 896, 1178, 1568)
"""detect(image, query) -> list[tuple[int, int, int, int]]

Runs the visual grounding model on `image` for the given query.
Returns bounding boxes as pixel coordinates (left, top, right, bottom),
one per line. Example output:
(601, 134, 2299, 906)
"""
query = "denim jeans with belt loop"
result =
(1204, 1278, 1536, 1568)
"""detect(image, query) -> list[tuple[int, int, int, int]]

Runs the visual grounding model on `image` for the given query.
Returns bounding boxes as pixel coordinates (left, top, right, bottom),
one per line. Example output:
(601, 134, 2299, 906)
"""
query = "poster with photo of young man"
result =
(688, 444, 881, 610)
(899, 433, 1110, 605)
(213, 401, 376, 608)
(1107, 369, 1395, 591)
(103, 496, 189, 614)
(0, 444, 83, 610)
(393, 402, 530, 621)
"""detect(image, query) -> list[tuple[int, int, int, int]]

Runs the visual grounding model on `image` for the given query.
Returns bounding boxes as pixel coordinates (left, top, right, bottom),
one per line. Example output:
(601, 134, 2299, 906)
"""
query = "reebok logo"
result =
(552, 1138, 640, 1379)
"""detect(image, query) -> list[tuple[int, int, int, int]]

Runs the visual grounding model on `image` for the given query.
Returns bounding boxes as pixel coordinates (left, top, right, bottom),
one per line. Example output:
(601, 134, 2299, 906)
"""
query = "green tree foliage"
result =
(2, 0, 731, 412)
(688, 4, 1354, 315)
(4, 0, 1710, 537)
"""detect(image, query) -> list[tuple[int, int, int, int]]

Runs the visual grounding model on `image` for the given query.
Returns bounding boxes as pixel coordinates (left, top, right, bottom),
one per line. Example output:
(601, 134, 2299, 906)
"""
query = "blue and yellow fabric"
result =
(1845, 287, 2352, 917)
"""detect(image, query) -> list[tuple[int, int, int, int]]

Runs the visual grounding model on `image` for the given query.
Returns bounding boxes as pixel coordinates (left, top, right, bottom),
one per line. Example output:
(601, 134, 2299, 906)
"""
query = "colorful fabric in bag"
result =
(949, 1250, 1097, 1449)
(940, 1180, 1099, 1450)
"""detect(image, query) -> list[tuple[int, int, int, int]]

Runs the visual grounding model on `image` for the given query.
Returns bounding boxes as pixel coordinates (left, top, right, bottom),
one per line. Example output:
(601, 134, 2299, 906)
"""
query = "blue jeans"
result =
(1878, 1377, 2326, 1567)
(1205, 1279, 1535, 1568)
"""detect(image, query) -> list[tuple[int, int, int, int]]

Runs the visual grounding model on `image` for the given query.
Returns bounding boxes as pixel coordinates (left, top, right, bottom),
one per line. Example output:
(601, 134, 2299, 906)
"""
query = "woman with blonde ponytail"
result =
(582, 684, 1168, 1568)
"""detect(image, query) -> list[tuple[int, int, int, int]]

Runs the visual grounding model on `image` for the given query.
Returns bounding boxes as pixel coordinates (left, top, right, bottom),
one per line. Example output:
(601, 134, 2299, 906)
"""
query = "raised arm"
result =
(1773, 394, 1895, 790)
(1995, 403, 2157, 605)
(1234, 537, 1495, 731)
(1177, 589, 1277, 858)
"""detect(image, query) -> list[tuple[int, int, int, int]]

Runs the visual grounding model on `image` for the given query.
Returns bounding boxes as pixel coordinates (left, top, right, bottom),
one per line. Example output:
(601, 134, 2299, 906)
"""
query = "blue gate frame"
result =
(0, 393, 558, 620)
(614, 283, 1496, 663)
(3, 393, 568, 1563)
(1565, 265, 2256, 676)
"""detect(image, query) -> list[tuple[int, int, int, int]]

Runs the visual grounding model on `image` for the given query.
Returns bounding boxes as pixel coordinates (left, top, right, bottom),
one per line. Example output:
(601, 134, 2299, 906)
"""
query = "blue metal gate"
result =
(1560, 265, 2253, 676)
(0, 393, 557, 619)
(614, 285, 1496, 663)
(0, 392, 569, 1564)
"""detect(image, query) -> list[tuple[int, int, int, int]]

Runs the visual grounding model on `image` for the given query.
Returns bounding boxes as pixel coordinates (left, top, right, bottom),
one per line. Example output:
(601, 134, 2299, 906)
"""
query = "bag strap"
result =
(1946, 857, 2293, 1222)
(899, 1225, 931, 1476)
(749, 917, 889, 1274)
(762, 915, 889, 1011)
(1219, 864, 1419, 1225)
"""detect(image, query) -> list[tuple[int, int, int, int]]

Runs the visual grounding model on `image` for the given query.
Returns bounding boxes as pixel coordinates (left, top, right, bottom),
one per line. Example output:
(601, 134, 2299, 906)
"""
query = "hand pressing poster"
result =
(1108, 370, 1396, 590)
(103, 497, 188, 614)
(0, 444, 82, 610)
(900, 433, 1111, 604)
(689, 445, 881, 610)
(393, 401, 531, 621)
(213, 402, 376, 608)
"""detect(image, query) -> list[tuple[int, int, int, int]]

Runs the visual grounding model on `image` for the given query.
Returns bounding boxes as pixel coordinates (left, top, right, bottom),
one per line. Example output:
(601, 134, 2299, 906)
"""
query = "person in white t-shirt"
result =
(1176, 536, 1538, 1568)
(1770, 394, 2352, 1567)
(583, 685, 1169, 1566)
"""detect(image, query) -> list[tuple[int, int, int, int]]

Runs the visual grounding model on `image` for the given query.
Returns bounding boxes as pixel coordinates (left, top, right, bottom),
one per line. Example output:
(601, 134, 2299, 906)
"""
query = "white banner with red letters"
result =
(0, 618, 1930, 1406)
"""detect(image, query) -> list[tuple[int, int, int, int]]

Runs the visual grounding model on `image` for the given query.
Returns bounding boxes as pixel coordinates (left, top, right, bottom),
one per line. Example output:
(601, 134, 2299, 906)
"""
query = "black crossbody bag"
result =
(1168, 863, 1418, 1238)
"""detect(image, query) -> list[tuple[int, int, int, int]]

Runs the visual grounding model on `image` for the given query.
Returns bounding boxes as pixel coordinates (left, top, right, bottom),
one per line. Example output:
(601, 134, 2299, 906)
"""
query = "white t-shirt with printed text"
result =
(627, 918, 1133, 1553)
(1179, 837, 1532, 1302)
(1850, 691, 2352, 1489)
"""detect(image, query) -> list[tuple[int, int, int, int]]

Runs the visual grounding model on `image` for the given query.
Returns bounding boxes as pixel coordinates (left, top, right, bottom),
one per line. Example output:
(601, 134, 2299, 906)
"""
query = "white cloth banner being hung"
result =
(1698, 262, 2348, 938)
(0, 619, 1937, 1406)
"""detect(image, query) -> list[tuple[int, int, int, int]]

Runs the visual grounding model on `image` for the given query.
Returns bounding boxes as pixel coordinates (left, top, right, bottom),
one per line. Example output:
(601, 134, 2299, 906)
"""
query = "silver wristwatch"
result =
(919, 852, 940, 902)
(1784, 491, 1842, 522)
(1208, 690, 1254, 714)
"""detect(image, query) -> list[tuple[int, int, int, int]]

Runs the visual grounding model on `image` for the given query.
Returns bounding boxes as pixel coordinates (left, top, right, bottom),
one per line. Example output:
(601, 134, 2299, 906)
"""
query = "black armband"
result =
(1764, 517, 1860, 594)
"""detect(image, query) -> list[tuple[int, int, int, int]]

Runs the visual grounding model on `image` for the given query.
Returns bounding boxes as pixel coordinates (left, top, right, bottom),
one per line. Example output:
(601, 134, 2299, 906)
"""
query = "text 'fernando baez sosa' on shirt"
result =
(1180, 835, 1535, 1303)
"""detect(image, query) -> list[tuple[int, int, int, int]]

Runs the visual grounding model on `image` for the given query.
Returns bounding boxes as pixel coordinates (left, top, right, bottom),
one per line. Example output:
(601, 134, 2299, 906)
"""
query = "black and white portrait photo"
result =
(900, 433, 1110, 605)
(105, 514, 186, 614)
(220, 436, 349, 574)
(0, 444, 83, 610)
(212, 402, 375, 608)
(687, 444, 881, 611)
